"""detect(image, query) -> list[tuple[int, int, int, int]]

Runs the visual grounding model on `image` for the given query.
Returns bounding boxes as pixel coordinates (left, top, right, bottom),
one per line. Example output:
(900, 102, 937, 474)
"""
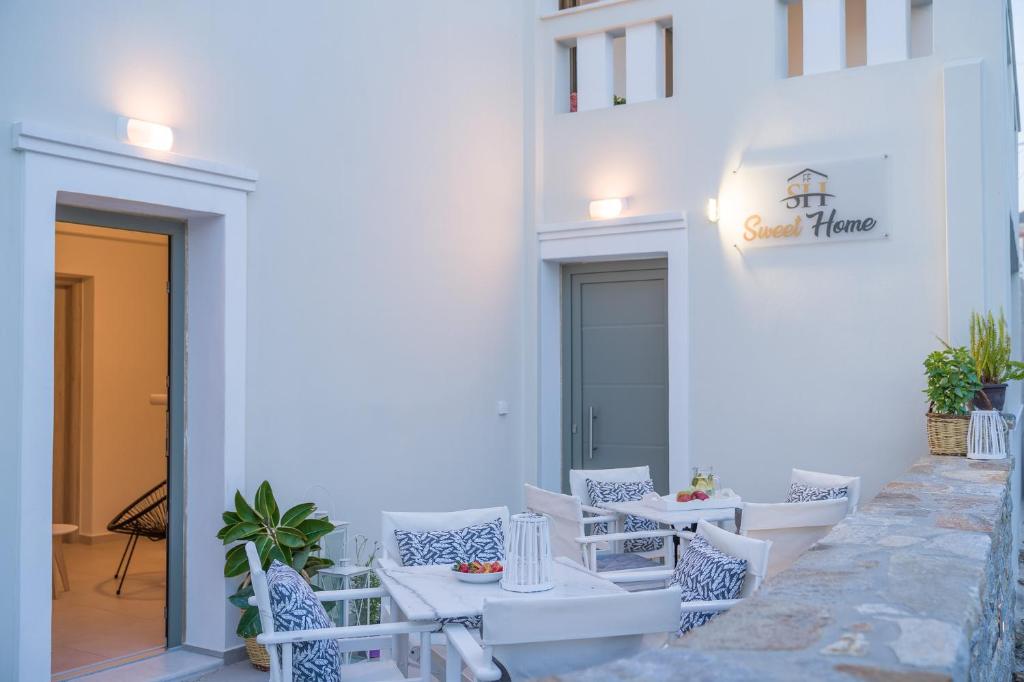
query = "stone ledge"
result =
(553, 456, 1014, 682)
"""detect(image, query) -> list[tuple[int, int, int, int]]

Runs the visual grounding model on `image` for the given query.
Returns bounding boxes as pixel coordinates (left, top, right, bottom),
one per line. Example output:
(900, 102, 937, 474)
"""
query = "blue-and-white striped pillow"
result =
(785, 482, 848, 503)
(265, 561, 341, 682)
(394, 518, 504, 567)
(672, 534, 747, 635)
(586, 479, 663, 553)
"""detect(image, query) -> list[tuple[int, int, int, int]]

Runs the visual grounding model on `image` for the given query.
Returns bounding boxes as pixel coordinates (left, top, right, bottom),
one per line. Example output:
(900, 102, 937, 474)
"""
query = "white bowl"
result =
(452, 570, 502, 584)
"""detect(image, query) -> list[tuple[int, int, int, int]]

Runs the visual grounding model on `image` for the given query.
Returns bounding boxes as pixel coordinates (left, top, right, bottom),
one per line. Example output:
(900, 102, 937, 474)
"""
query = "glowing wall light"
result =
(706, 197, 720, 223)
(588, 197, 627, 220)
(117, 117, 174, 151)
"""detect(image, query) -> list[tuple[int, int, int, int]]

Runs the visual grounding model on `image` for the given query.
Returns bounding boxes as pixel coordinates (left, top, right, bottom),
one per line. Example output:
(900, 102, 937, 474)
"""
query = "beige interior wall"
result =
(55, 223, 168, 539)
(846, 0, 867, 68)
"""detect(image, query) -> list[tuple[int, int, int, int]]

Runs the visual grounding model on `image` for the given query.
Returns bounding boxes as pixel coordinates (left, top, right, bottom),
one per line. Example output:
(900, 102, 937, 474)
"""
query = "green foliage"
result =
(349, 535, 383, 629)
(613, 95, 626, 105)
(216, 481, 335, 638)
(969, 310, 1024, 384)
(924, 345, 982, 415)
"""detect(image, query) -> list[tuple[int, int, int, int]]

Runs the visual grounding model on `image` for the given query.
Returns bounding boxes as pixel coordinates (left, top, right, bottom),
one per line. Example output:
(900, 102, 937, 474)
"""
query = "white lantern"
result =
(967, 410, 1009, 460)
(501, 512, 553, 593)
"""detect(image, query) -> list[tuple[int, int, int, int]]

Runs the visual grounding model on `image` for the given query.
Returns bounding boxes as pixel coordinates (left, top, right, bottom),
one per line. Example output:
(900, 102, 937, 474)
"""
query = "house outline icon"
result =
(782, 168, 833, 208)
(786, 168, 829, 184)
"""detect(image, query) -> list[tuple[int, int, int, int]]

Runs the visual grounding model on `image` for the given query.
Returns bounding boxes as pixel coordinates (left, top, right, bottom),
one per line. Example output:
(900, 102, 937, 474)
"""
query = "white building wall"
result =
(530, 0, 1018, 505)
(0, 0, 527, 665)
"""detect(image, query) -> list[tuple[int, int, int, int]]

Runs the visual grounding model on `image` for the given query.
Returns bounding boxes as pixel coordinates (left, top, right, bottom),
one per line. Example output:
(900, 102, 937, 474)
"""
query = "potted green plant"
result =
(217, 481, 336, 671)
(969, 310, 1024, 410)
(923, 345, 982, 455)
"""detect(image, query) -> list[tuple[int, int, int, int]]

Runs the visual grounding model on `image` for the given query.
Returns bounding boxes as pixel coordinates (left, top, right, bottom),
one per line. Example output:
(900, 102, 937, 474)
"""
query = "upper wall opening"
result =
(786, 0, 933, 77)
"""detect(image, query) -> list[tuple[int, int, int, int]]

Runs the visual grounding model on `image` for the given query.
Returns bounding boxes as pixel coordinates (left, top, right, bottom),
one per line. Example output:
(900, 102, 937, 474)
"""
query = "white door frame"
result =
(8, 122, 255, 679)
(534, 212, 689, 494)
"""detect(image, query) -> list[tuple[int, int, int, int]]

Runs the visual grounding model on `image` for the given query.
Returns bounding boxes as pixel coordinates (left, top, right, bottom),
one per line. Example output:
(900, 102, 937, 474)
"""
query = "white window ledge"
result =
(537, 211, 687, 241)
(539, 0, 639, 21)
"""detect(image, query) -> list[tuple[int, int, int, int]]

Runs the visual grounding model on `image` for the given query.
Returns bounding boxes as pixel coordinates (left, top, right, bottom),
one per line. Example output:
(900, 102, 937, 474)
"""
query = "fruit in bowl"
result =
(676, 489, 710, 503)
(453, 560, 503, 574)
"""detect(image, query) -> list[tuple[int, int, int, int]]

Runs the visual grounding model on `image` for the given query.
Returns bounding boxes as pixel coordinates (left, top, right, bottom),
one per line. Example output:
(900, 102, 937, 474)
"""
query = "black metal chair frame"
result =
(107, 480, 168, 595)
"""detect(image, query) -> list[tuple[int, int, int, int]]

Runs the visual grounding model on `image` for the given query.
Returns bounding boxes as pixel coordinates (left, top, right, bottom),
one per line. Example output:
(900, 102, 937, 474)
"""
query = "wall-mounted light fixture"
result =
(706, 197, 719, 224)
(117, 117, 174, 151)
(589, 197, 627, 220)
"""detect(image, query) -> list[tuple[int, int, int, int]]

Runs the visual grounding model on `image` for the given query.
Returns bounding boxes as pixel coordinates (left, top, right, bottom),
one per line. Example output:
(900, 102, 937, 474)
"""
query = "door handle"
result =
(589, 406, 597, 459)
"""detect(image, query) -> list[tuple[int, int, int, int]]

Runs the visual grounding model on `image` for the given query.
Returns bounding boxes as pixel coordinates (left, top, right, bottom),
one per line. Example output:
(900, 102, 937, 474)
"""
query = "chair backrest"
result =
(790, 468, 862, 514)
(481, 587, 681, 680)
(739, 499, 847, 577)
(244, 542, 284, 679)
(568, 466, 651, 506)
(380, 506, 510, 564)
(693, 520, 771, 598)
(524, 484, 586, 565)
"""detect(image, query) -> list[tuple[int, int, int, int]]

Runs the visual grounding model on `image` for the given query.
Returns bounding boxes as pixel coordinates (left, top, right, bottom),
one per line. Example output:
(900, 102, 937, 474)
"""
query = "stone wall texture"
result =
(554, 456, 1015, 682)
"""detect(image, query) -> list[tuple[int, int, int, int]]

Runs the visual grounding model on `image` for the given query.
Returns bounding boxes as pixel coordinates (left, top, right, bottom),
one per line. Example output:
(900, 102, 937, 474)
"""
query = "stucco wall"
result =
(0, 0, 528, 666)
(528, 0, 1019, 512)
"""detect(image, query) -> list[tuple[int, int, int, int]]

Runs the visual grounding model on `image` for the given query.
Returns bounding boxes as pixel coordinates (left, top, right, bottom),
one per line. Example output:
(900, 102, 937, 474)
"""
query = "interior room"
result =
(51, 221, 170, 679)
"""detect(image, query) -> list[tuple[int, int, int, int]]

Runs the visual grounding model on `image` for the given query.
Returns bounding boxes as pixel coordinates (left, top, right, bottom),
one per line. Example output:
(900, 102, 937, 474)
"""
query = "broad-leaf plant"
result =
(923, 345, 982, 416)
(218, 481, 335, 638)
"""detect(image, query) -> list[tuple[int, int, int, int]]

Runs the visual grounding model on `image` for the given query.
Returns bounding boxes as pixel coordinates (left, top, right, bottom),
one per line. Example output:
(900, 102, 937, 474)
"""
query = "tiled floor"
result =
(52, 537, 167, 679)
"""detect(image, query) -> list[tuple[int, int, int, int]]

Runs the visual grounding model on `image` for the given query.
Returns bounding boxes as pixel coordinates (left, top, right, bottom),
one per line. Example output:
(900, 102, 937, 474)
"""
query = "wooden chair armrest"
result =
(257, 620, 435, 645)
(443, 623, 502, 682)
(581, 514, 620, 526)
(575, 529, 676, 543)
(582, 504, 617, 517)
(678, 598, 741, 614)
(599, 568, 674, 584)
(248, 586, 388, 607)
(676, 531, 696, 541)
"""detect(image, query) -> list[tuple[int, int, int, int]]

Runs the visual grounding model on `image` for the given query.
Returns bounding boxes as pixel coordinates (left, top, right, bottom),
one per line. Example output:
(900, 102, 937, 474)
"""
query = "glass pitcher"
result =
(690, 466, 716, 493)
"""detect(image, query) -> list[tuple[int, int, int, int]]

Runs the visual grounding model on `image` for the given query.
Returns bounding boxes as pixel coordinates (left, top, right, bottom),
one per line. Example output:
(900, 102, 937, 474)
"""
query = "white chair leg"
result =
(445, 640, 463, 682)
(418, 632, 432, 682)
(281, 643, 293, 682)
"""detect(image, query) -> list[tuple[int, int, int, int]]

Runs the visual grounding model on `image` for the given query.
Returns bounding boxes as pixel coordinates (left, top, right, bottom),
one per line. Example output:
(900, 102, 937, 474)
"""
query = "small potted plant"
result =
(217, 481, 336, 671)
(923, 345, 982, 455)
(969, 310, 1024, 411)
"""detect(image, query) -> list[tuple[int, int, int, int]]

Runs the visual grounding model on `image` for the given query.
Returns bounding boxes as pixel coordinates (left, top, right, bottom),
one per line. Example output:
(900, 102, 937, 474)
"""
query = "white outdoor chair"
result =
(568, 466, 655, 553)
(524, 483, 674, 573)
(244, 542, 435, 682)
(790, 468, 862, 514)
(380, 506, 511, 565)
(568, 466, 652, 508)
(443, 587, 681, 681)
(379, 506, 510, 677)
(739, 498, 848, 577)
(603, 520, 771, 621)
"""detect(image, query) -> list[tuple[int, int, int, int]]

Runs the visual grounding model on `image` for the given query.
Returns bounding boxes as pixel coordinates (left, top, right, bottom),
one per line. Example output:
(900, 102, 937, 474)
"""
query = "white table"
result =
(376, 556, 623, 622)
(594, 498, 742, 531)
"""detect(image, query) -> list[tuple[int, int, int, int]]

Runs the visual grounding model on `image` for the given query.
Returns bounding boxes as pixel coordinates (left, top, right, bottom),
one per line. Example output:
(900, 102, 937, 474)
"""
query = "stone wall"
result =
(556, 456, 1015, 682)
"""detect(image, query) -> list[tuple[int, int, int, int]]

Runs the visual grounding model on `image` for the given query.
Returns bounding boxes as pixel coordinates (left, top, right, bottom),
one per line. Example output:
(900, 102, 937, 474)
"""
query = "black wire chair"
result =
(107, 480, 167, 595)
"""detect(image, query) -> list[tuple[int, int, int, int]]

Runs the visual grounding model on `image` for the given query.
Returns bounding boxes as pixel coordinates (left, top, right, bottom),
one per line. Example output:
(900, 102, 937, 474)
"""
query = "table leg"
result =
(54, 538, 70, 591)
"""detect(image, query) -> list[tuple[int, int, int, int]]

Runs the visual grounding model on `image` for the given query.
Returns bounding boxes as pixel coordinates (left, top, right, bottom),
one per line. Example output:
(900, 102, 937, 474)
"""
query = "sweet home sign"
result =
(729, 157, 889, 249)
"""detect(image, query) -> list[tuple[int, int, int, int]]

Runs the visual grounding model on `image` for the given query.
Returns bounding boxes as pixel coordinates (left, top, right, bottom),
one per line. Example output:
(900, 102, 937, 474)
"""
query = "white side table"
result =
(317, 564, 375, 663)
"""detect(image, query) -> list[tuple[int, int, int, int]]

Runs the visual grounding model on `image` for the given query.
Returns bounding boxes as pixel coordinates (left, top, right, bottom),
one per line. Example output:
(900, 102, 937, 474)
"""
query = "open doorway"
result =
(51, 208, 185, 679)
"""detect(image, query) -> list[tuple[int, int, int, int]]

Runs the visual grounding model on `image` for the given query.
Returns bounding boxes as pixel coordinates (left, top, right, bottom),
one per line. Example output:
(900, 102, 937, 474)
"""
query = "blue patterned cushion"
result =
(785, 482, 848, 503)
(394, 518, 504, 567)
(265, 561, 341, 682)
(585, 479, 663, 553)
(672, 535, 747, 635)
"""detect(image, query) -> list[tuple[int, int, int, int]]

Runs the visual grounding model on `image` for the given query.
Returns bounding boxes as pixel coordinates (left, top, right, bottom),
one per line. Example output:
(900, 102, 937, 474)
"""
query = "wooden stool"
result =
(52, 523, 77, 599)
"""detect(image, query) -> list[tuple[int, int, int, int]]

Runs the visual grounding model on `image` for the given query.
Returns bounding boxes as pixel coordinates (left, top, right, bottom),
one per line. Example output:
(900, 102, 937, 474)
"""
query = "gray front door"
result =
(562, 260, 669, 493)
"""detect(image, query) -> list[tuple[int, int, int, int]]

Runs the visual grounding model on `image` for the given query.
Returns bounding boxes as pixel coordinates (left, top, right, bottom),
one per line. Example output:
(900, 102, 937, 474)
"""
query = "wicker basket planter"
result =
(926, 412, 970, 456)
(244, 636, 271, 671)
